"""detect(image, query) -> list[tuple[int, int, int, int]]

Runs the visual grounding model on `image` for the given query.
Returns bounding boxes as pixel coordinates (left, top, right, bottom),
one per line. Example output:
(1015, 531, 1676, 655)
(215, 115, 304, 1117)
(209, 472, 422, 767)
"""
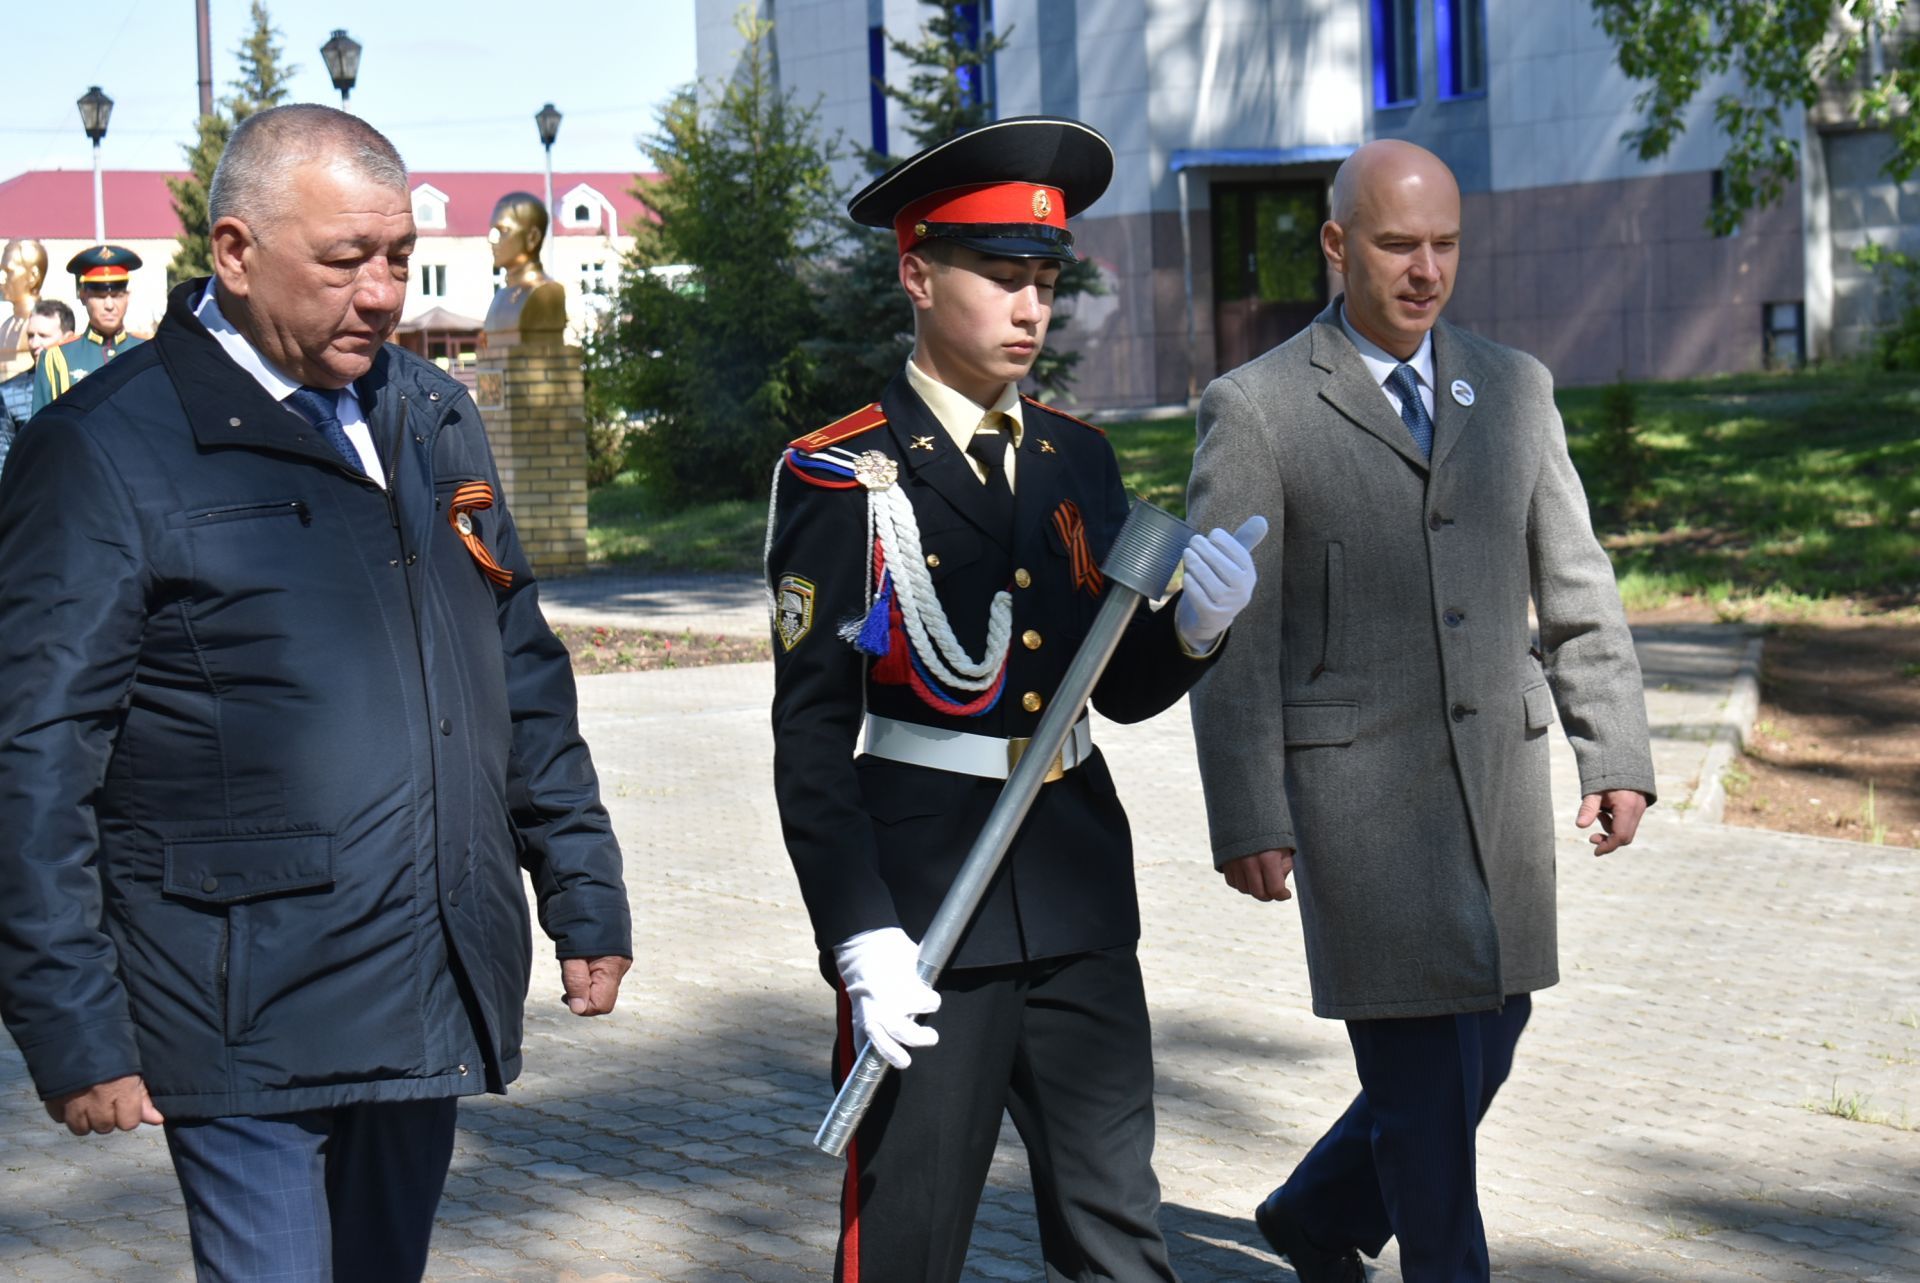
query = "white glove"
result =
(1175, 516, 1268, 653)
(833, 927, 941, 1070)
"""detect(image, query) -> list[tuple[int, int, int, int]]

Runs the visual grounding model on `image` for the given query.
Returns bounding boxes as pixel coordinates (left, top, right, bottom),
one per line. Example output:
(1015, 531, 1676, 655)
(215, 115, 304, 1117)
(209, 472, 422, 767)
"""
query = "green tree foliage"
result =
(816, 0, 1103, 403)
(589, 14, 844, 506)
(166, 1, 295, 285)
(1595, 1, 1920, 236)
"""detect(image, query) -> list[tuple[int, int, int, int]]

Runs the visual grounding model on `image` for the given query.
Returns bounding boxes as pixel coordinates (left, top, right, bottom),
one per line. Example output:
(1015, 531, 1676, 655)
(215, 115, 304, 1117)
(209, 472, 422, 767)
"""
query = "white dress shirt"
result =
(1341, 305, 1436, 425)
(195, 284, 387, 488)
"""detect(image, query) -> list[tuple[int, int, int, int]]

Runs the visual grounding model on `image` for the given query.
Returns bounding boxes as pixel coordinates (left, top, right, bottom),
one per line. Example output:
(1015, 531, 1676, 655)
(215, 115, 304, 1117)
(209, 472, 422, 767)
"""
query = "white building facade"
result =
(699, 0, 1885, 411)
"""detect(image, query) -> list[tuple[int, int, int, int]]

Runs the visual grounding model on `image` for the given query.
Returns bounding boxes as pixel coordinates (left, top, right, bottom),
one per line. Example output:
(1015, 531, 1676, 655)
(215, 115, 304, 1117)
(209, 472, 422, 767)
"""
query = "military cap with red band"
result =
(67, 243, 143, 288)
(848, 115, 1113, 263)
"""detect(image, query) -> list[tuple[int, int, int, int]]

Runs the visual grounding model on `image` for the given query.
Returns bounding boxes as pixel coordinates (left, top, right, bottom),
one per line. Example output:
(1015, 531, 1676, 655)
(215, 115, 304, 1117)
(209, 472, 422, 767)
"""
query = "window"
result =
(419, 264, 446, 298)
(411, 184, 449, 231)
(1436, 0, 1485, 99)
(1371, 0, 1419, 109)
(580, 261, 609, 296)
(953, 3, 993, 110)
(868, 25, 888, 155)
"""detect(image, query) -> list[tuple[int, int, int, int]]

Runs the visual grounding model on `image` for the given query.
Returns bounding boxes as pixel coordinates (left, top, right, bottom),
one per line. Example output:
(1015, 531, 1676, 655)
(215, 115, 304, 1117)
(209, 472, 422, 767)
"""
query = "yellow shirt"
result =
(904, 359, 1024, 493)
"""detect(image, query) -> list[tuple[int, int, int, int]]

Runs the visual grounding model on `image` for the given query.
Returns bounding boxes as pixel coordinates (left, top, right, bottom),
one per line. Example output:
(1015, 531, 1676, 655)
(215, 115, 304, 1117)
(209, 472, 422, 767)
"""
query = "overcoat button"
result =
(439, 718, 453, 735)
(201, 876, 219, 894)
(1022, 691, 1043, 713)
(1022, 630, 1042, 650)
(228, 417, 242, 428)
(1429, 512, 1444, 531)
(1451, 703, 1473, 722)
(1444, 609, 1464, 627)
(1014, 568, 1032, 588)
(926, 553, 941, 568)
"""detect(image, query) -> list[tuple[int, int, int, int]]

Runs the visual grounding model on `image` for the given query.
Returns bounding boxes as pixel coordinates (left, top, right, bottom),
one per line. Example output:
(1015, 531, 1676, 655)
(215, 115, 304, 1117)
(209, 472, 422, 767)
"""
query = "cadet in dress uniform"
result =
(765, 117, 1265, 1282)
(30, 244, 145, 414)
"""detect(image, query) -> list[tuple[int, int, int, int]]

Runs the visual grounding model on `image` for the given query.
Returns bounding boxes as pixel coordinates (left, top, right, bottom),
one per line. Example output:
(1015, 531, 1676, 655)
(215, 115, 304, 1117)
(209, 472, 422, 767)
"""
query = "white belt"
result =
(861, 713, 1093, 783)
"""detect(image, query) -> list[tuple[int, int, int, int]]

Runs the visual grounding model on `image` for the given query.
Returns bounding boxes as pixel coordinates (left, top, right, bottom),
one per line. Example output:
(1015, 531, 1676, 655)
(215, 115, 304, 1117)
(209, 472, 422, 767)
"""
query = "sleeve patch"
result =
(776, 574, 816, 650)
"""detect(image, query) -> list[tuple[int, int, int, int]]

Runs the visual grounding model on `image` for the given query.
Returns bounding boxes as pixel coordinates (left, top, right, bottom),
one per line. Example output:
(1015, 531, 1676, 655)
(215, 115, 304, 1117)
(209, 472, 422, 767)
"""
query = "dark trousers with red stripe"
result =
(831, 944, 1178, 1283)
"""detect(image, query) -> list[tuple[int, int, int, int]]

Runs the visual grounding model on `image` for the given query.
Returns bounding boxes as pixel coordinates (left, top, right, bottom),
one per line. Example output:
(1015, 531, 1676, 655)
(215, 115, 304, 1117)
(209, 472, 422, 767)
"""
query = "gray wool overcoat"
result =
(1187, 300, 1656, 1020)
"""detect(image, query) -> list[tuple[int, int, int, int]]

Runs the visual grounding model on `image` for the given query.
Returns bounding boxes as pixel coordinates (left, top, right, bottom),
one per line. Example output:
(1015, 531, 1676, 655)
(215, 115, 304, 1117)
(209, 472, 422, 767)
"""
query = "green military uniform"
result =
(29, 244, 144, 415)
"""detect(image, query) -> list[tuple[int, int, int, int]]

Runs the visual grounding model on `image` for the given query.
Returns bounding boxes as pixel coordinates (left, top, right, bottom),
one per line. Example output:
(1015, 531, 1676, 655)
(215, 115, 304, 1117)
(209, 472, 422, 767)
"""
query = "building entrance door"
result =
(1211, 181, 1328, 372)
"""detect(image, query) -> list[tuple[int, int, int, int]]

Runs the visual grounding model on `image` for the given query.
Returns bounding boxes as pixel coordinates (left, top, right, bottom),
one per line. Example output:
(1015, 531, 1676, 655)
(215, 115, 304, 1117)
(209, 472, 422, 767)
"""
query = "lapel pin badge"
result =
(1451, 379, 1475, 407)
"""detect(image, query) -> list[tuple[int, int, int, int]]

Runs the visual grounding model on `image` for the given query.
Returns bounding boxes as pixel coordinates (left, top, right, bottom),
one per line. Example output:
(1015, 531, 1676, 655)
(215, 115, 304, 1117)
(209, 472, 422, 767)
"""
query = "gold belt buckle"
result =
(1006, 736, 1065, 783)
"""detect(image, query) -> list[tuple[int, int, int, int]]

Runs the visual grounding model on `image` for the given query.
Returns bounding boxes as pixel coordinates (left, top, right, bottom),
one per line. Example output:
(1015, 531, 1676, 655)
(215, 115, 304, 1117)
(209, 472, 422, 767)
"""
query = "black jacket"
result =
(0, 280, 629, 1117)
(767, 373, 1215, 970)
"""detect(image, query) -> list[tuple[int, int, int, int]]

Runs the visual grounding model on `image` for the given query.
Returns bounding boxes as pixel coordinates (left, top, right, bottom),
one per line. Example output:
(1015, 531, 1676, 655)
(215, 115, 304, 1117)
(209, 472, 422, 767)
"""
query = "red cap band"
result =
(895, 182, 1067, 254)
(77, 266, 130, 285)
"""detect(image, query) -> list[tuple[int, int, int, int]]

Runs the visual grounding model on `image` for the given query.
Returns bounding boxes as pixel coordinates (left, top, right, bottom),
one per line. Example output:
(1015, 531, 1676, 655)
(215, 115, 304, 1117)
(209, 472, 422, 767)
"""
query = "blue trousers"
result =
(1275, 995, 1532, 1283)
(163, 1098, 459, 1283)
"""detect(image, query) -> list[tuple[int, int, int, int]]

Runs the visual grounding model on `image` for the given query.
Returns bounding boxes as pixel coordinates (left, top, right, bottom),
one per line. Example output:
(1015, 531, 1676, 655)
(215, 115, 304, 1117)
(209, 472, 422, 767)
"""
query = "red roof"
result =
(0, 170, 660, 241)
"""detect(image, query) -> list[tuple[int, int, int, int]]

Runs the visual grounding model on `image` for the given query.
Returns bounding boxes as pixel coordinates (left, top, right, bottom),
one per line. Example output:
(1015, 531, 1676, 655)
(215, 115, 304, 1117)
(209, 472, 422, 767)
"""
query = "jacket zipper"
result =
(189, 499, 312, 526)
(216, 915, 231, 1041)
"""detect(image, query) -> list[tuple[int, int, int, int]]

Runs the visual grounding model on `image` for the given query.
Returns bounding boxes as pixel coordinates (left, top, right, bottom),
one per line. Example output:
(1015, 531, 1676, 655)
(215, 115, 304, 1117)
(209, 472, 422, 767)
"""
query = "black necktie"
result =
(965, 413, 1014, 532)
(284, 386, 362, 470)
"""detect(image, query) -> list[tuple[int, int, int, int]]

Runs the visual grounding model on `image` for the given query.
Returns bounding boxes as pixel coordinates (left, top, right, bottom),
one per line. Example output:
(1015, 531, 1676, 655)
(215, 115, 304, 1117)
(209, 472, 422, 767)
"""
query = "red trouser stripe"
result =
(836, 985, 861, 1283)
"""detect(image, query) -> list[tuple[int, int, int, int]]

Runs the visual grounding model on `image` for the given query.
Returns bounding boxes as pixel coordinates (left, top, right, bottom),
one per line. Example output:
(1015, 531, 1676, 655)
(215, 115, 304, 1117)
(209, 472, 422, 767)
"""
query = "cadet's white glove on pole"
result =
(1175, 515, 1268, 653)
(833, 927, 941, 1070)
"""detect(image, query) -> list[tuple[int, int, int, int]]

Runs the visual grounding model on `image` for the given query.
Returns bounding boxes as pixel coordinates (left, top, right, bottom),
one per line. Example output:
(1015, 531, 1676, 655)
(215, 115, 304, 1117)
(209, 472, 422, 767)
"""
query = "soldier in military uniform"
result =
(765, 117, 1264, 1282)
(30, 244, 145, 414)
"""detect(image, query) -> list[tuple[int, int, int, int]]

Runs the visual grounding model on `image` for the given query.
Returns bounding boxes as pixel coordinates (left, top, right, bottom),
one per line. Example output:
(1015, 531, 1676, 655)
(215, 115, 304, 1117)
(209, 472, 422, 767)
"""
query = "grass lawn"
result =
(588, 366, 1920, 610)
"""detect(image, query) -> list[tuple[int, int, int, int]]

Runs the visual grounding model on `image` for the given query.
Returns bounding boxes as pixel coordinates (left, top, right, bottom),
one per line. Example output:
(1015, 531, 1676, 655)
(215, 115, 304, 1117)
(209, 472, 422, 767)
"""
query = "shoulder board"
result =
(790, 402, 886, 452)
(53, 334, 84, 348)
(1021, 395, 1104, 435)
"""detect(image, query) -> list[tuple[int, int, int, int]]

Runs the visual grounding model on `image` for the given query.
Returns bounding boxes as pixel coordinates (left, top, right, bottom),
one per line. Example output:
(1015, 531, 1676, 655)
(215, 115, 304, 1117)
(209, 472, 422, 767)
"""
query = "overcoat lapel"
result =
(1308, 309, 1430, 474)
(881, 371, 1014, 551)
(1427, 321, 1480, 473)
(1013, 404, 1068, 547)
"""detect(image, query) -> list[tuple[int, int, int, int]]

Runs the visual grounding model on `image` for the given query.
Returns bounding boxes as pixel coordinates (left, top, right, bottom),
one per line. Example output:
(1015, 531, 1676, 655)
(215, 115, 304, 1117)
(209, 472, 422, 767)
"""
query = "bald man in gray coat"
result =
(1186, 141, 1656, 1282)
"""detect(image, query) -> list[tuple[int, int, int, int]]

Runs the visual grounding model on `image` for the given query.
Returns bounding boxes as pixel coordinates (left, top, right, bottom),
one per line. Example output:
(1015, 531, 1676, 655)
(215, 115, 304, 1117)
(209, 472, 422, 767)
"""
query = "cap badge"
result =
(100, 247, 116, 261)
(1032, 189, 1052, 219)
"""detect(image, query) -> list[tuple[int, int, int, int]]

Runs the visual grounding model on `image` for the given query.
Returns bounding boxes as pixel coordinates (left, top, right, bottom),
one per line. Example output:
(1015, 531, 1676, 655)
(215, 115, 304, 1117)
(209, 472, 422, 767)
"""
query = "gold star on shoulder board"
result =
(1039, 438, 1056, 453)
(911, 435, 937, 451)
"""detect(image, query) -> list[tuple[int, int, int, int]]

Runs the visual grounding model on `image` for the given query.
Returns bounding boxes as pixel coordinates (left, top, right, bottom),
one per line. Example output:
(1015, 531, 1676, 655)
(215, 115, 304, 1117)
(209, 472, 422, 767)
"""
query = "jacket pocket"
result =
(1282, 700, 1358, 747)
(180, 499, 313, 527)
(1313, 542, 1345, 678)
(162, 832, 334, 1045)
(162, 832, 334, 904)
(1522, 682, 1555, 732)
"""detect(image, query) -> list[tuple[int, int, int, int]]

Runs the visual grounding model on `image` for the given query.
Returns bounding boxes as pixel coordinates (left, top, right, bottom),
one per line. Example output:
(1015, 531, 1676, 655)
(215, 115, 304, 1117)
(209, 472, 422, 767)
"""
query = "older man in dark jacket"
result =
(0, 105, 630, 1282)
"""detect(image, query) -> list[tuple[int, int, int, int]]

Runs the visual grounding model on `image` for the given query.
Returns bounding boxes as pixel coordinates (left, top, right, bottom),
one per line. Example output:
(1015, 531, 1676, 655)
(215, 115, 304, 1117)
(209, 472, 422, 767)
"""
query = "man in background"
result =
(0, 299, 75, 478)
(29, 244, 146, 413)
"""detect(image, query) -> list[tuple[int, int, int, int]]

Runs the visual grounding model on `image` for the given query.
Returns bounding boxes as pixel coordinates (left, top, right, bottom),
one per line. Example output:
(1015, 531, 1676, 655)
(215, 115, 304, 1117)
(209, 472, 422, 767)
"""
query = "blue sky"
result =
(3, 1, 698, 177)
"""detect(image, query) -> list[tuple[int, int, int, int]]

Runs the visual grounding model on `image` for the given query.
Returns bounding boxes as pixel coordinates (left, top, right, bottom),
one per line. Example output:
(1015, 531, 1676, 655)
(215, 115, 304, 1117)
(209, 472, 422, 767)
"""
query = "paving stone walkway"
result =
(0, 624, 1914, 1282)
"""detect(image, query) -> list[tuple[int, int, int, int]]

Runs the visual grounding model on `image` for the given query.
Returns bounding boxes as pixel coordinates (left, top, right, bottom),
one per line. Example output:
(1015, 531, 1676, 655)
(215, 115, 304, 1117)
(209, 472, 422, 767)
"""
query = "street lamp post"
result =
(320, 29, 362, 108)
(535, 103, 562, 216)
(77, 86, 113, 243)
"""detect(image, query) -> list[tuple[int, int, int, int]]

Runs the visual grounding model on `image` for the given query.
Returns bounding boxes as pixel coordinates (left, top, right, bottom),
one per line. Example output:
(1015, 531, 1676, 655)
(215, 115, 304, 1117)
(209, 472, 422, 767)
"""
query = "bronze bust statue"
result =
(1, 238, 49, 374)
(483, 193, 567, 341)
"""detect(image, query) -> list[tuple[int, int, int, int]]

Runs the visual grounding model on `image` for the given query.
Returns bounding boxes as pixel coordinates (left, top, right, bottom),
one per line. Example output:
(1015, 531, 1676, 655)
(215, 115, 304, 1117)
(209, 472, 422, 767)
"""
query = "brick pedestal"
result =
(472, 332, 589, 578)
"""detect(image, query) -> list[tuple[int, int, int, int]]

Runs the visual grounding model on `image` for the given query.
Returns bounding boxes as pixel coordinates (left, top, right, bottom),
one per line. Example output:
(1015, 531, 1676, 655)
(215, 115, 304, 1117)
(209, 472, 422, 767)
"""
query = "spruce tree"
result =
(166, 2, 295, 285)
(816, 1, 1103, 404)
(589, 14, 845, 505)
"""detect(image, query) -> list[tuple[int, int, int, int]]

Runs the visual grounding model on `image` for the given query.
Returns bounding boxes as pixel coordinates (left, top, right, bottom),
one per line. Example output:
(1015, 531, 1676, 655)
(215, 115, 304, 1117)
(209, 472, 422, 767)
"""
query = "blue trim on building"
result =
(1170, 145, 1358, 173)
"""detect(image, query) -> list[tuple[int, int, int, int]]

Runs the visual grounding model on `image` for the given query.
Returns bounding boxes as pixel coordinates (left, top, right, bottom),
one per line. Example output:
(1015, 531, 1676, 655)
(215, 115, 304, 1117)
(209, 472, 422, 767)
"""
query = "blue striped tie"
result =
(284, 385, 362, 470)
(1386, 363, 1433, 460)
